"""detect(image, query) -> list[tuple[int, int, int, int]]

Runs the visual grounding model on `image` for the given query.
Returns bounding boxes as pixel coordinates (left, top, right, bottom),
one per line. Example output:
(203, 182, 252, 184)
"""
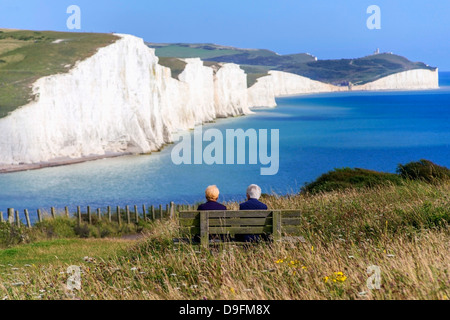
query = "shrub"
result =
(34, 218, 77, 239)
(0, 223, 30, 247)
(301, 167, 403, 194)
(397, 159, 450, 183)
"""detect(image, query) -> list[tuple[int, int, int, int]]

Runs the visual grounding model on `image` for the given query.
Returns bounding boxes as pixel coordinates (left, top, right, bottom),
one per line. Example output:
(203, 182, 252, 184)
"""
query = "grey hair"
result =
(247, 184, 262, 200)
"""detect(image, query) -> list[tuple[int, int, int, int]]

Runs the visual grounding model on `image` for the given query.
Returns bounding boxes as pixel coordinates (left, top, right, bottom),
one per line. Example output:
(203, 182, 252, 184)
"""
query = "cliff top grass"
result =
(0, 29, 118, 118)
(157, 57, 187, 80)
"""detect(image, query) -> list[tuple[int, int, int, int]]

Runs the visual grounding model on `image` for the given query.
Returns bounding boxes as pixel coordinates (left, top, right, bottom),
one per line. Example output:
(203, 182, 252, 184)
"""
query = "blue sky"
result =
(1, 0, 449, 70)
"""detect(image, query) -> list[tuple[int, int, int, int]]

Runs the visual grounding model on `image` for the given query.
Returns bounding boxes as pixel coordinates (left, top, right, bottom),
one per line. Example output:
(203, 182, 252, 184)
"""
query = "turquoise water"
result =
(1, 72, 449, 221)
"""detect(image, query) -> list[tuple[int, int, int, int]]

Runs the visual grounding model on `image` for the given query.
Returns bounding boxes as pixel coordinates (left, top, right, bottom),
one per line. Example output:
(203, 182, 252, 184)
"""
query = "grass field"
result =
(0, 178, 448, 300)
(0, 30, 118, 118)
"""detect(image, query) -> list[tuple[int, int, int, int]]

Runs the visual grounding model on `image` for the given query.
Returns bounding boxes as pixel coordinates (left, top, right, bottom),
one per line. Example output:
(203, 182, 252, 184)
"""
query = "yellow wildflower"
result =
(230, 288, 236, 294)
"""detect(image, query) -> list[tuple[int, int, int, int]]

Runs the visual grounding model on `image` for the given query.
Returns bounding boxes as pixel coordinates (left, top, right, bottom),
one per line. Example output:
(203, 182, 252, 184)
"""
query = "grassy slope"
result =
(0, 239, 133, 265)
(0, 180, 448, 300)
(148, 43, 436, 87)
(157, 57, 187, 80)
(0, 30, 118, 118)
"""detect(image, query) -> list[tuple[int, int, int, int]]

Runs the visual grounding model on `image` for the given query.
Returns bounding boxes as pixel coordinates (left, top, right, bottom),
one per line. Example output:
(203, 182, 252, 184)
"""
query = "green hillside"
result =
(0, 29, 118, 118)
(148, 43, 437, 87)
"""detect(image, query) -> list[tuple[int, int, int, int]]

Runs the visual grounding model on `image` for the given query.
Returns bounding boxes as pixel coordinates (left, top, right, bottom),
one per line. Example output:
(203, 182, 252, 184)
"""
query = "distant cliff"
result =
(247, 68, 439, 108)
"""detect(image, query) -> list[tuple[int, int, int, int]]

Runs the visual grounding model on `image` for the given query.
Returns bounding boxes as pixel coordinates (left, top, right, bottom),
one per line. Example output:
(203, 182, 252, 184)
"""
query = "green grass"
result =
(149, 43, 243, 59)
(0, 30, 118, 118)
(158, 57, 187, 79)
(0, 239, 133, 265)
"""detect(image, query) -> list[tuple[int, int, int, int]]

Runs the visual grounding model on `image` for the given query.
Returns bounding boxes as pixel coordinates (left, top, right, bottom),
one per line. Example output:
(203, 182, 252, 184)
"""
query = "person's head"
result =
(246, 184, 262, 200)
(205, 185, 220, 202)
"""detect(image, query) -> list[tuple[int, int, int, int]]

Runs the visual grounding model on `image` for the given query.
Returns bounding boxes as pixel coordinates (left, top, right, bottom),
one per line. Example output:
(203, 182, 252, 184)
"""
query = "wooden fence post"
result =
(87, 206, 92, 224)
(51, 207, 56, 219)
(37, 209, 43, 223)
(126, 206, 131, 225)
(200, 211, 209, 249)
(8, 208, 14, 225)
(97, 208, 101, 221)
(159, 205, 163, 220)
(15, 211, 20, 227)
(151, 205, 155, 221)
(142, 205, 147, 221)
(117, 206, 122, 226)
(0, 211, 3, 223)
(77, 206, 81, 226)
(166, 204, 170, 219)
(134, 205, 139, 223)
(24, 209, 31, 229)
(170, 202, 175, 219)
(65, 207, 70, 218)
(108, 206, 112, 223)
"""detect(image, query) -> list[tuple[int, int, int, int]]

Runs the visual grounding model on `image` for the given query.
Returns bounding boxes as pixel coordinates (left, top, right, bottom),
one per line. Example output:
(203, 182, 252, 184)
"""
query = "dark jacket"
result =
(240, 198, 268, 211)
(198, 201, 227, 211)
(238, 198, 268, 243)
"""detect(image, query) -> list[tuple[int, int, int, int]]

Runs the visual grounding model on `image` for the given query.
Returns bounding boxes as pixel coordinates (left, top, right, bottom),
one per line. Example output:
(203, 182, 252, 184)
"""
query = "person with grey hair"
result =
(239, 184, 268, 210)
(237, 184, 268, 243)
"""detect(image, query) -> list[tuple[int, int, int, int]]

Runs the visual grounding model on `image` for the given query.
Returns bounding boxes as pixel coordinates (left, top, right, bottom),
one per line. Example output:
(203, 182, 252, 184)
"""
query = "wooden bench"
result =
(178, 210, 303, 247)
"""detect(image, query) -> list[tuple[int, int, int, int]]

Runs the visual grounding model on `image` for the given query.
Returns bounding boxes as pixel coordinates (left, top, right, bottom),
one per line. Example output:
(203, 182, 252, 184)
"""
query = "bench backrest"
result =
(179, 210, 302, 246)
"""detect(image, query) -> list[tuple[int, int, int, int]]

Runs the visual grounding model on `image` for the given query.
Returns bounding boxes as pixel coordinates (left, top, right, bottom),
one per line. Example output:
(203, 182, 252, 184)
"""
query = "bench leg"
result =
(273, 211, 282, 242)
(200, 212, 209, 248)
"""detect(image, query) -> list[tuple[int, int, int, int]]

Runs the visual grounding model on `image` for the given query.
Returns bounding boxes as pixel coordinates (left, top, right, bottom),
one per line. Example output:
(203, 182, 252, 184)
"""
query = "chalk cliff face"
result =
(0, 35, 251, 166)
(247, 71, 346, 108)
(353, 69, 439, 91)
(247, 69, 439, 108)
(0, 33, 440, 168)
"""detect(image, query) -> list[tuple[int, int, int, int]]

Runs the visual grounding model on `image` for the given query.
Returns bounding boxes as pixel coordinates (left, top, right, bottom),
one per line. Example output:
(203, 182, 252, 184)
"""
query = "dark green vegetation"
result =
(302, 160, 450, 194)
(397, 159, 450, 182)
(0, 29, 118, 118)
(148, 43, 436, 87)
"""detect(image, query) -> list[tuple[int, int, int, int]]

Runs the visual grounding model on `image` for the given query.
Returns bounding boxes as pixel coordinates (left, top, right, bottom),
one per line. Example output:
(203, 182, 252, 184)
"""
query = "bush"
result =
(0, 223, 30, 247)
(301, 167, 403, 194)
(34, 218, 77, 239)
(397, 159, 450, 183)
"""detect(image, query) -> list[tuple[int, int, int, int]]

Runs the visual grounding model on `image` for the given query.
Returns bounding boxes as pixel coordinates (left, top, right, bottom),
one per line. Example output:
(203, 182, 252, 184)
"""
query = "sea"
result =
(1, 72, 449, 222)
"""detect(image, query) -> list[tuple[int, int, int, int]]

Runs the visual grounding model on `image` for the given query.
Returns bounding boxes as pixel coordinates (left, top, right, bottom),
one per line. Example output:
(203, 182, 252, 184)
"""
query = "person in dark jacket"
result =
(237, 184, 268, 243)
(197, 185, 227, 242)
(197, 185, 227, 211)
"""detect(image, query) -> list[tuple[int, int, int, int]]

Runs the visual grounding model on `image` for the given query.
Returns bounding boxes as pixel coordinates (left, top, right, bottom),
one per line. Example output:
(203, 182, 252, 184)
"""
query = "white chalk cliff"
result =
(0, 35, 250, 166)
(0, 34, 440, 167)
(247, 69, 439, 108)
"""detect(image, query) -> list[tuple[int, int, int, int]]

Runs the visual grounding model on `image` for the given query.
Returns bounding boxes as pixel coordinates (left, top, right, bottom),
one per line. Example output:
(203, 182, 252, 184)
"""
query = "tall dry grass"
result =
(1, 181, 448, 300)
